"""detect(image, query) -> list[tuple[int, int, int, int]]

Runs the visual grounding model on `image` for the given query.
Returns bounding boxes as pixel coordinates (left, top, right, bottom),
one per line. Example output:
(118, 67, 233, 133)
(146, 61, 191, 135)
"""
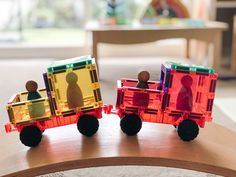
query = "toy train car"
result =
(5, 56, 103, 147)
(116, 62, 217, 141)
(4, 56, 218, 147)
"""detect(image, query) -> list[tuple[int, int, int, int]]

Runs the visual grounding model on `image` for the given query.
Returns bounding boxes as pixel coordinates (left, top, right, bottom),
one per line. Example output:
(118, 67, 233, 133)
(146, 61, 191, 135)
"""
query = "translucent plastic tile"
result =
(7, 90, 52, 125)
(164, 62, 215, 74)
(47, 59, 102, 115)
(116, 79, 163, 123)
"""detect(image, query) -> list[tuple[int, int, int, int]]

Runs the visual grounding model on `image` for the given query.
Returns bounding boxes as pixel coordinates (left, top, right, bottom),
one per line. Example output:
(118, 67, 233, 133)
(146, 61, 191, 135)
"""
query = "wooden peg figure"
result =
(136, 71, 150, 89)
(25, 80, 45, 118)
(25, 80, 42, 100)
(133, 71, 150, 107)
(66, 72, 84, 109)
(176, 75, 193, 111)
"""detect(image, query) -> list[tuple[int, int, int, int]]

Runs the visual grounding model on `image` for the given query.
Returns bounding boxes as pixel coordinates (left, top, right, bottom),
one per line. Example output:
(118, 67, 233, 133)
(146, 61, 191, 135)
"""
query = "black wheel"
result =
(77, 115, 99, 137)
(20, 125, 42, 147)
(177, 119, 199, 141)
(120, 114, 142, 136)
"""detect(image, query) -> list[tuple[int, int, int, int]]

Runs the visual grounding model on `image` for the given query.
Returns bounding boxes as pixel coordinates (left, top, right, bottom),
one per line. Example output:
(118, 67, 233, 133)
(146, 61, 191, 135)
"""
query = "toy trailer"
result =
(116, 62, 217, 141)
(5, 56, 103, 147)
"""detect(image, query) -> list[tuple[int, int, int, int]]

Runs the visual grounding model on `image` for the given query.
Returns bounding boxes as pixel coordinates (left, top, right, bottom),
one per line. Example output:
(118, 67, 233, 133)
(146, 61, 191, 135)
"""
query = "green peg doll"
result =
(26, 80, 45, 118)
(136, 71, 150, 89)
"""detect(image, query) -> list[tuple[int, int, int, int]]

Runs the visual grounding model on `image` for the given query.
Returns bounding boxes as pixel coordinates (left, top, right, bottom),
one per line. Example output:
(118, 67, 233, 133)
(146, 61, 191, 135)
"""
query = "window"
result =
(0, 0, 88, 46)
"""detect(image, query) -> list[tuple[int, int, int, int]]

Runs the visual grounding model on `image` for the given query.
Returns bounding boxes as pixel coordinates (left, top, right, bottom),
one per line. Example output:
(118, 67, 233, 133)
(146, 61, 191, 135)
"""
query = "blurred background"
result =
(0, 0, 213, 42)
(0, 0, 234, 66)
(0, 0, 87, 46)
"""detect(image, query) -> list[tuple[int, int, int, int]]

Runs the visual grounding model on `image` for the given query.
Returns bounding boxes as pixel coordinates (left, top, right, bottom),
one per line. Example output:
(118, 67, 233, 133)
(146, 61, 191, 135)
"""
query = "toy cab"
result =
(44, 56, 102, 116)
(160, 62, 217, 127)
(116, 62, 217, 141)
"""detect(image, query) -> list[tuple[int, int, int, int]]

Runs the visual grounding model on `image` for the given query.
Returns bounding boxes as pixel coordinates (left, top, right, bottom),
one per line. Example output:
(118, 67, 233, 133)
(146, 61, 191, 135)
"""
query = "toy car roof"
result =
(163, 62, 215, 74)
(47, 55, 93, 73)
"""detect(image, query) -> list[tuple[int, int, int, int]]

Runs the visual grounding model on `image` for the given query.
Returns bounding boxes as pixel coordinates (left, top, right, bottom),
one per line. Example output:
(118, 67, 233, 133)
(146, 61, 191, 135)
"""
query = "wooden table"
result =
(87, 21, 228, 72)
(0, 115, 236, 177)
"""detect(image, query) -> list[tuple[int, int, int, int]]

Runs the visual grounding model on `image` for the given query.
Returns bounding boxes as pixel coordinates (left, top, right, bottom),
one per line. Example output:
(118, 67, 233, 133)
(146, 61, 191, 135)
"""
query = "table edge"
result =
(3, 156, 236, 177)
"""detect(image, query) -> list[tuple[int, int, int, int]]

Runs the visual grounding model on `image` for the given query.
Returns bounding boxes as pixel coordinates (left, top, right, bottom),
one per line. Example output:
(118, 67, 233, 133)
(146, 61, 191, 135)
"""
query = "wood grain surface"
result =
(0, 115, 236, 177)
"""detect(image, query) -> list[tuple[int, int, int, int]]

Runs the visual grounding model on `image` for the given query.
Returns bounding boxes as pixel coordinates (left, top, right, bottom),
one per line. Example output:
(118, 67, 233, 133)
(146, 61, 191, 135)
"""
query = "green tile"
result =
(48, 56, 93, 73)
(164, 62, 215, 74)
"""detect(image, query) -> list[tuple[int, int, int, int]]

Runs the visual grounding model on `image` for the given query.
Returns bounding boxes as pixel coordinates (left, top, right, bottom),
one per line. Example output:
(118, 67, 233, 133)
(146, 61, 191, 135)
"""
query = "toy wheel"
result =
(120, 114, 142, 136)
(177, 119, 199, 141)
(77, 115, 99, 137)
(20, 125, 42, 147)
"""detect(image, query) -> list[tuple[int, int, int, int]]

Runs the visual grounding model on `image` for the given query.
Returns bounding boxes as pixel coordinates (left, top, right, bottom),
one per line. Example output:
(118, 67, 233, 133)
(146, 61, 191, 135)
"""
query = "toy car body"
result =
(5, 56, 103, 147)
(116, 62, 218, 141)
